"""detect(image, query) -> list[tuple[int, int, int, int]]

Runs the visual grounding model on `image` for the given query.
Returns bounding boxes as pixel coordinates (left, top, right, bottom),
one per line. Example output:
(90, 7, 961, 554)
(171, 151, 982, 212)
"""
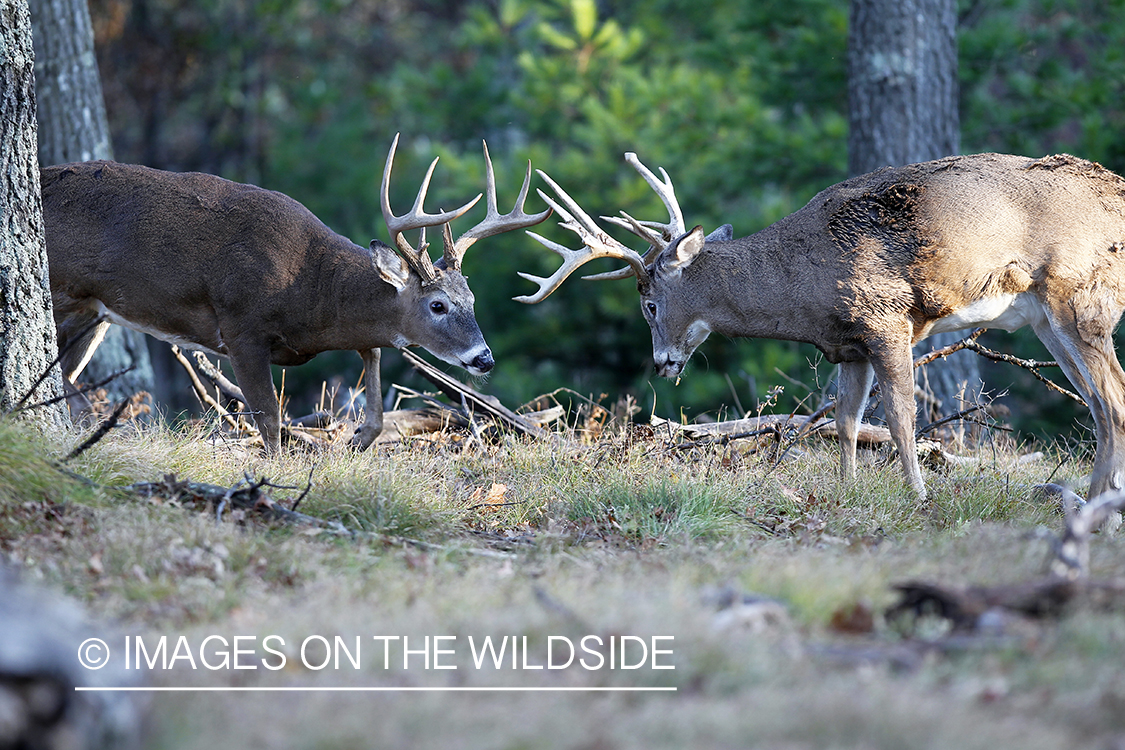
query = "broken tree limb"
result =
(914, 327, 1085, 406)
(191, 351, 246, 404)
(123, 473, 515, 558)
(651, 413, 893, 446)
(886, 488, 1125, 634)
(400, 348, 553, 440)
(171, 345, 242, 431)
(1050, 488, 1125, 580)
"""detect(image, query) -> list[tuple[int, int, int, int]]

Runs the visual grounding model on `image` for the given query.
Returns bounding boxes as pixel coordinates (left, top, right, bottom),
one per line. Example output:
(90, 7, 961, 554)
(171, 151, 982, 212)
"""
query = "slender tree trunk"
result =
(30, 0, 156, 405)
(0, 0, 67, 425)
(847, 0, 980, 422)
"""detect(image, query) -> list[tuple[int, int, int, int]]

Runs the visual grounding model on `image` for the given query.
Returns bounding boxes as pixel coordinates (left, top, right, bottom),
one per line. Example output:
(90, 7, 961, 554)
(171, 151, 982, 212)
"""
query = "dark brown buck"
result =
(517, 152, 1125, 503)
(44, 135, 549, 451)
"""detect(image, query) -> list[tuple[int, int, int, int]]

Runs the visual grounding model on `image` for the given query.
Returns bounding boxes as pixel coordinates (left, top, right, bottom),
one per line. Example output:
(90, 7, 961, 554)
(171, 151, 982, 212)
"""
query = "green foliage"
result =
(90, 0, 1125, 434)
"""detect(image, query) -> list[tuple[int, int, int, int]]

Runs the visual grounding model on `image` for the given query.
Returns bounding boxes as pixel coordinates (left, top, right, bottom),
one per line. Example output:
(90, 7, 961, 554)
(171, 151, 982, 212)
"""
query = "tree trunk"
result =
(0, 0, 67, 425)
(30, 0, 156, 406)
(847, 0, 980, 422)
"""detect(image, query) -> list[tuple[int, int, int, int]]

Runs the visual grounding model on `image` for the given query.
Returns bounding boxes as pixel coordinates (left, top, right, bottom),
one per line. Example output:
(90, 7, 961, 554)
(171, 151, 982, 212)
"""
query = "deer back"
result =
(42, 160, 430, 363)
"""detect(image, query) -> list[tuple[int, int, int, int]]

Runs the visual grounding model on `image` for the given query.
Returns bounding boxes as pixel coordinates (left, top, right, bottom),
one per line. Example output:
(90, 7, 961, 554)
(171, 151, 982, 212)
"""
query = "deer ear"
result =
(660, 226, 707, 278)
(370, 240, 411, 290)
(705, 224, 733, 242)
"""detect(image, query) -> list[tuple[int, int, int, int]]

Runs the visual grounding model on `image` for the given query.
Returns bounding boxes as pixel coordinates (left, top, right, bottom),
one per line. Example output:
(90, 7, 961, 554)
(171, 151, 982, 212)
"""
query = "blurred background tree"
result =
(77, 0, 1125, 442)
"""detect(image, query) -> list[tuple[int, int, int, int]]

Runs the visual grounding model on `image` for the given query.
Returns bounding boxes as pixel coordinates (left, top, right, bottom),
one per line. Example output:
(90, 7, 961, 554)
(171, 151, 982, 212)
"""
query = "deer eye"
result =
(430, 300, 447, 315)
(645, 301, 658, 317)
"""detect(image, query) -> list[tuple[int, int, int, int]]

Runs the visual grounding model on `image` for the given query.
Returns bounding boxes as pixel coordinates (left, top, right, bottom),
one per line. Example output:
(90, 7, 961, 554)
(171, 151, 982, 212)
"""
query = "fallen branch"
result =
(1050, 488, 1125, 580)
(171, 345, 242, 431)
(191, 351, 246, 404)
(914, 328, 1085, 406)
(652, 413, 892, 447)
(124, 473, 514, 558)
(64, 399, 131, 461)
(400, 349, 553, 440)
(886, 488, 1125, 634)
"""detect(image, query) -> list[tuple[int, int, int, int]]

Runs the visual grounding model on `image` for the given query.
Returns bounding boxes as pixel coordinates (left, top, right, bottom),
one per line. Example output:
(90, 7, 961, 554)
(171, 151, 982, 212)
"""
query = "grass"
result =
(2, 412, 1123, 749)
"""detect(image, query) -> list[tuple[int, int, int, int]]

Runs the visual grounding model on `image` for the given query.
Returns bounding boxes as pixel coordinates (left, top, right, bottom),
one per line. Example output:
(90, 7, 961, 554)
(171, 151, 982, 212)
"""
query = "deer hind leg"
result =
(351, 348, 384, 450)
(1034, 299, 1125, 502)
(868, 330, 927, 501)
(836, 360, 874, 481)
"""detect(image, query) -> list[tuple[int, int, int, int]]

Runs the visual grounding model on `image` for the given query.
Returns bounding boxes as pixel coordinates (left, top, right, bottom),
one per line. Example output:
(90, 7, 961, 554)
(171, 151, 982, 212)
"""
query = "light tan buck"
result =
(44, 135, 549, 451)
(517, 152, 1125, 503)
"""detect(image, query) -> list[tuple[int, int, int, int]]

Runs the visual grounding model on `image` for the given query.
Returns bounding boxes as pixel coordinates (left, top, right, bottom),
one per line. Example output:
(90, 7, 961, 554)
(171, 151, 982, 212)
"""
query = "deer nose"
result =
(653, 355, 683, 378)
(469, 350, 494, 374)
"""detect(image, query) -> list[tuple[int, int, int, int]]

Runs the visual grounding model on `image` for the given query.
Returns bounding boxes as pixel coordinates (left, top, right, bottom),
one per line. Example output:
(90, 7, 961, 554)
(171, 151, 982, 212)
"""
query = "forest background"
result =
(85, 0, 1125, 438)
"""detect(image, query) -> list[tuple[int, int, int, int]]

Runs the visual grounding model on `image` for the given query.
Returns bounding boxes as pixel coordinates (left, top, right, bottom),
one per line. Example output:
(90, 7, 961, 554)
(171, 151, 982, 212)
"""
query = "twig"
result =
(914, 328, 1085, 406)
(912, 327, 987, 368)
(11, 366, 135, 415)
(170, 345, 242, 431)
(465, 500, 525, 512)
(290, 466, 316, 513)
(12, 315, 106, 412)
(915, 405, 986, 439)
(191, 351, 246, 404)
(64, 399, 131, 461)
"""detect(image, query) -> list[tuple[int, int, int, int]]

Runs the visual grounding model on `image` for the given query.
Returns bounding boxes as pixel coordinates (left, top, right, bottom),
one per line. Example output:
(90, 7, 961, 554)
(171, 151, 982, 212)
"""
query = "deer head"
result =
(380, 134, 551, 375)
(515, 153, 730, 378)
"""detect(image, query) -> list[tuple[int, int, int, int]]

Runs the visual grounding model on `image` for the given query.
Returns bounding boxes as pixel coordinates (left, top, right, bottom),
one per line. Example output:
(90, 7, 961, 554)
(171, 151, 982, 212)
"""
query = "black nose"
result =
(470, 351, 494, 373)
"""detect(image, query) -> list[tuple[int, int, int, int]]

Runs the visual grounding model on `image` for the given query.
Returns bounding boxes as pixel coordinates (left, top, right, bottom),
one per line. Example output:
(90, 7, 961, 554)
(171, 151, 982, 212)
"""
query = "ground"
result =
(2, 412, 1124, 750)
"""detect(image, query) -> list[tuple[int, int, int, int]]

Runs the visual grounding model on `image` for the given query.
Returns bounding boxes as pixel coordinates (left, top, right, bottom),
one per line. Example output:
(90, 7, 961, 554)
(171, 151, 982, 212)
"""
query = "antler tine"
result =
(582, 212, 665, 282)
(380, 133, 481, 280)
(444, 141, 552, 268)
(512, 178, 650, 304)
(624, 152, 686, 241)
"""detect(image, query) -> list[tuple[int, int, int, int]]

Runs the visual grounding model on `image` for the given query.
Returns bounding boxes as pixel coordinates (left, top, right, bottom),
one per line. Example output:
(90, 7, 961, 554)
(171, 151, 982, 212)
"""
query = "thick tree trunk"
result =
(0, 0, 67, 425)
(847, 0, 980, 422)
(30, 0, 156, 405)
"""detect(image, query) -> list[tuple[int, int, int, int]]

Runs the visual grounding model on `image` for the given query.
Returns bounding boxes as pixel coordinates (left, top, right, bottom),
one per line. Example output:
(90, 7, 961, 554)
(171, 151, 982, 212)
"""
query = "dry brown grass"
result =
(2, 414, 1123, 749)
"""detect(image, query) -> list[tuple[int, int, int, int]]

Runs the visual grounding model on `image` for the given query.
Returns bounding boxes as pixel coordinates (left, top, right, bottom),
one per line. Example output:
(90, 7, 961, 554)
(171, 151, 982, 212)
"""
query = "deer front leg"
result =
(869, 335, 926, 501)
(351, 348, 383, 450)
(836, 360, 874, 481)
(227, 346, 282, 453)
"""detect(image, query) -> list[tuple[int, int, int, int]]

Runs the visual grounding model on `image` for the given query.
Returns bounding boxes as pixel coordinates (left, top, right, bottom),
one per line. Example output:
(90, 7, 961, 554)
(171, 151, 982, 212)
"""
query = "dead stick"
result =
(191, 351, 247, 404)
(171, 346, 242, 431)
(914, 328, 1085, 406)
(64, 399, 131, 461)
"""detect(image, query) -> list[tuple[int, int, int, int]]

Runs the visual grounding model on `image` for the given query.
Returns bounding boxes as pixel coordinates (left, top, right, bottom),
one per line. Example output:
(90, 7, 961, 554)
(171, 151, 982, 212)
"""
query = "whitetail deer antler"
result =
(513, 169, 652, 304)
(584, 152, 690, 282)
(380, 133, 481, 283)
(441, 141, 552, 272)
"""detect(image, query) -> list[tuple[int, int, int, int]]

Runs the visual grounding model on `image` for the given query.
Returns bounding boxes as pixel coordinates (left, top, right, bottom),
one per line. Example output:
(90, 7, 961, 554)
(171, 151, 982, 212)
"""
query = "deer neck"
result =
(686, 223, 838, 344)
(304, 234, 406, 352)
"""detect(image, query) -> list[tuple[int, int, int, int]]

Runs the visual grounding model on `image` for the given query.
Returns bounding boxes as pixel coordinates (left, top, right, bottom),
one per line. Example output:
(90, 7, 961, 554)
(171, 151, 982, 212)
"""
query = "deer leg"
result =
(869, 334, 926, 501)
(836, 360, 874, 481)
(1034, 306, 1125, 502)
(351, 348, 384, 450)
(226, 347, 281, 453)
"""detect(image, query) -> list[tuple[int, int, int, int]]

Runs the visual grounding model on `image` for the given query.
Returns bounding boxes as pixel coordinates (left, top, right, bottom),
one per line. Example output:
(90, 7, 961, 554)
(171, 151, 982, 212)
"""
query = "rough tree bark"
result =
(847, 0, 981, 421)
(0, 0, 67, 424)
(30, 0, 156, 405)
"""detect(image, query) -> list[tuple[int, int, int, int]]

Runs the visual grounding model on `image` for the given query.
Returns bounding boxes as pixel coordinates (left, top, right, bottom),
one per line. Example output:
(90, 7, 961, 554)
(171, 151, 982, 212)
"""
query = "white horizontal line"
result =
(76, 686, 677, 693)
